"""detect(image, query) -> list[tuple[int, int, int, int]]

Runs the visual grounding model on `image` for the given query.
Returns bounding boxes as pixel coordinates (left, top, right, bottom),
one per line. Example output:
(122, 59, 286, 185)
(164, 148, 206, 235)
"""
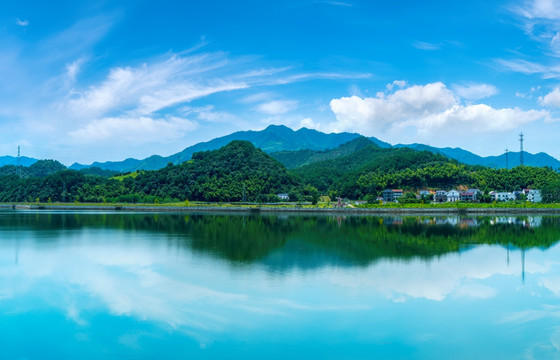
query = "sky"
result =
(2, 0, 560, 165)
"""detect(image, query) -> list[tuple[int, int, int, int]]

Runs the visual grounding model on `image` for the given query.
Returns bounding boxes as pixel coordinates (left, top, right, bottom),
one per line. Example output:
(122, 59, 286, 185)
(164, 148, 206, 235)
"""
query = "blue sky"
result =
(2, 0, 560, 164)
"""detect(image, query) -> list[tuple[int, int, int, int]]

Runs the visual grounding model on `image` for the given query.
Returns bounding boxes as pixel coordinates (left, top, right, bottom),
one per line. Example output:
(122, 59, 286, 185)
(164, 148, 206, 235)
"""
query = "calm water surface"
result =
(1, 210, 560, 359)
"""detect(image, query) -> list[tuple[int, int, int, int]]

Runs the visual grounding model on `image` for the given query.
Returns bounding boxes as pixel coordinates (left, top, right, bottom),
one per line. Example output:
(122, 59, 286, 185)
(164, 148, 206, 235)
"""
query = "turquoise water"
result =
(1, 211, 560, 359)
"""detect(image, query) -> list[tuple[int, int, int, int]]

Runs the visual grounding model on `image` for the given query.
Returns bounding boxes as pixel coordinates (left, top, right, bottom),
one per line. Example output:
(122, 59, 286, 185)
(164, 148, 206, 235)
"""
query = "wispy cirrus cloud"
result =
(0, 7, 375, 163)
(497, 0, 560, 80)
(69, 116, 198, 144)
(16, 18, 29, 27)
(320, 1, 353, 6)
(495, 58, 560, 78)
(181, 105, 241, 124)
(452, 83, 499, 101)
(512, 0, 560, 21)
(66, 52, 246, 118)
(255, 100, 298, 115)
(412, 41, 441, 51)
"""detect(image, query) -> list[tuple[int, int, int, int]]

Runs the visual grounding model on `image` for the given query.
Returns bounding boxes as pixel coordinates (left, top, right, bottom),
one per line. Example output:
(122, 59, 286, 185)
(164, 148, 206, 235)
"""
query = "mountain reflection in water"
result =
(1, 211, 557, 269)
(1, 211, 560, 359)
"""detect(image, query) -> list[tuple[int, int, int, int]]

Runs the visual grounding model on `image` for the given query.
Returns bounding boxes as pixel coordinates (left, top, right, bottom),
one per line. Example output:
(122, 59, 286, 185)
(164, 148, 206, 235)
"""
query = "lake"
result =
(1, 210, 559, 359)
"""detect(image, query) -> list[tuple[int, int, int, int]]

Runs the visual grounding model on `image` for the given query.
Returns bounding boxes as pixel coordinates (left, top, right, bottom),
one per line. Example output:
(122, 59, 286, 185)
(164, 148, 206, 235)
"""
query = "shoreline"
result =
(2, 203, 560, 215)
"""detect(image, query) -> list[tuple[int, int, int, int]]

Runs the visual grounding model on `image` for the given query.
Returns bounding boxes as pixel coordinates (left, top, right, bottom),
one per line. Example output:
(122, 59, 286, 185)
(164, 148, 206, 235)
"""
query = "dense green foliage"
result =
(0, 159, 66, 178)
(78, 166, 120, 177)
(0, 141, 299, 203)
(542, 179, 560, 203)
(351, 163, 560, 200)
(124, 140, 299, 202)
(278, 141, 560, 201)
(292, 145, 451, 195)
(0, 140, 559, 204)
(271, 137, 376, 169)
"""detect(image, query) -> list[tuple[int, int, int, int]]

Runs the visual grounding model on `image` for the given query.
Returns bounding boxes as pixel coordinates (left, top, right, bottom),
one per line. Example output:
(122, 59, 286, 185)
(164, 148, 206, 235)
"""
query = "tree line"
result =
(0, 141, 559, 204)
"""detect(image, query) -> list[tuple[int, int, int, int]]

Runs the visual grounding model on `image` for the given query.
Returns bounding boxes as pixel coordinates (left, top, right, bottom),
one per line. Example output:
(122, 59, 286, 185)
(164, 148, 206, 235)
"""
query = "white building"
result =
(527, 190, 542, 203)
(277, 193, 290, 200)
(494, 192, 511, 202)
(446, 190, 460, 202)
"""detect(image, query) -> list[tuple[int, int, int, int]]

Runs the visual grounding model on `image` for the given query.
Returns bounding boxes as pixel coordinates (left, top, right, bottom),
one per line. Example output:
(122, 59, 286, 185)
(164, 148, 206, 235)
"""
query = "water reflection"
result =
(1, 211, 560, 359)
(1, 211, 559, 267)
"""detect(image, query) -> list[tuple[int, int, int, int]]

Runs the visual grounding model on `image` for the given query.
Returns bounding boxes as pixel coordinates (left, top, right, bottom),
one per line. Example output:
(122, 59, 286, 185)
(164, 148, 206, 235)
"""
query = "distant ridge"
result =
(0, 155, 38, 168)
(59, 125, 560, 173)
(395, 143, 560, 169)
(70, 125, 388, 172)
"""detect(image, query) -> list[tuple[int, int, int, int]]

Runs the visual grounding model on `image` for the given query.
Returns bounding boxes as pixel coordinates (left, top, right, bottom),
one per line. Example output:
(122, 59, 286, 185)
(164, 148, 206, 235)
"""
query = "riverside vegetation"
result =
(0, 139, 560, 205)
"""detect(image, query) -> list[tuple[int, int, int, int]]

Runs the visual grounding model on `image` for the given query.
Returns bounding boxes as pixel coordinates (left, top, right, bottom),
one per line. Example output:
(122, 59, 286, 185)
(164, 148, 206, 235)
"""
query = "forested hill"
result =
(292, 145, 451, 194)
(271, 137, 377, 169)
(115, 140, 299, 202)
(0, 141, 300, 203)
(156, 140, 299, 202)
(0, 160, 119, 178)
(0, 160, 66, 178)
(101, 140, 301, 203)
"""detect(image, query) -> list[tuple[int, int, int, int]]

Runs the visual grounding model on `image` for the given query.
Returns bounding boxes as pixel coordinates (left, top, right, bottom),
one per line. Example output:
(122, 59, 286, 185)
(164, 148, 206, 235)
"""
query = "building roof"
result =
(462, 189, 480, 195)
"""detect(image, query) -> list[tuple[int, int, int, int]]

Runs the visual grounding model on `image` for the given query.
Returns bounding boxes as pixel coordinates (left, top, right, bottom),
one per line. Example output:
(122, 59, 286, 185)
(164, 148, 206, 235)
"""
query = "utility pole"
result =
(505, 148, 509, 169)
(519, 133, 524, 166)
(16, 146, 21, 178)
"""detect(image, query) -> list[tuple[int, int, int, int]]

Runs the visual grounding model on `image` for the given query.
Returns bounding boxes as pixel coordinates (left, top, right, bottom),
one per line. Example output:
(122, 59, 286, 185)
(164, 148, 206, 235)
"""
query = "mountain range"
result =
(10, 125, 560, 172)
(0, 156, 38, 168)
(395, 143, 560, 169)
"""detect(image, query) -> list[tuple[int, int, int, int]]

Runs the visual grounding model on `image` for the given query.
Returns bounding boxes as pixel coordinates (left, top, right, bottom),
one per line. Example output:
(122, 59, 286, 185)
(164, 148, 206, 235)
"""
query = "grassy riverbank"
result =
(2, 201, 560, 214)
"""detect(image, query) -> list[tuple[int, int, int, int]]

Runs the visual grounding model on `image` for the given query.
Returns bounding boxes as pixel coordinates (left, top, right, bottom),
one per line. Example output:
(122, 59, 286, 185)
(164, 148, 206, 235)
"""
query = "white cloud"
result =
(452, 83, 498, 101)
(240, 92, 276, 104)
(16, 18, 29, 27)
(181, 105, 240, 123)
(65, 57, 86, 83)
(411, 103, 548, 132)
(321, 1, 353, 7)
(299, 117, 319, 130)
(69, 116, 198, 144)
(262, 71, 371, 86)
(329, 82, 457, 132)
(497, 1, 560, 77)
(386, 80, 407, 91)
(495, 59, 560, 77)
(256, 100, 298, 115)
(511, 0, 560, 57)
(412, 41, 440, 50)
(514, 0, 560, 20)
(66, 53, 247, 118)
(540, 87, 560, 107)
(325, 82, 551, 143)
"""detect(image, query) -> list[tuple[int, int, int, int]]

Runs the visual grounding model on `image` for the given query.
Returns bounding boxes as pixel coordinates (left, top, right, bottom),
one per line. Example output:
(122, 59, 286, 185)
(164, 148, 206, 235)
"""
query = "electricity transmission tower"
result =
(16, 146, 22, 177)
(519, 133, 524, 166)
